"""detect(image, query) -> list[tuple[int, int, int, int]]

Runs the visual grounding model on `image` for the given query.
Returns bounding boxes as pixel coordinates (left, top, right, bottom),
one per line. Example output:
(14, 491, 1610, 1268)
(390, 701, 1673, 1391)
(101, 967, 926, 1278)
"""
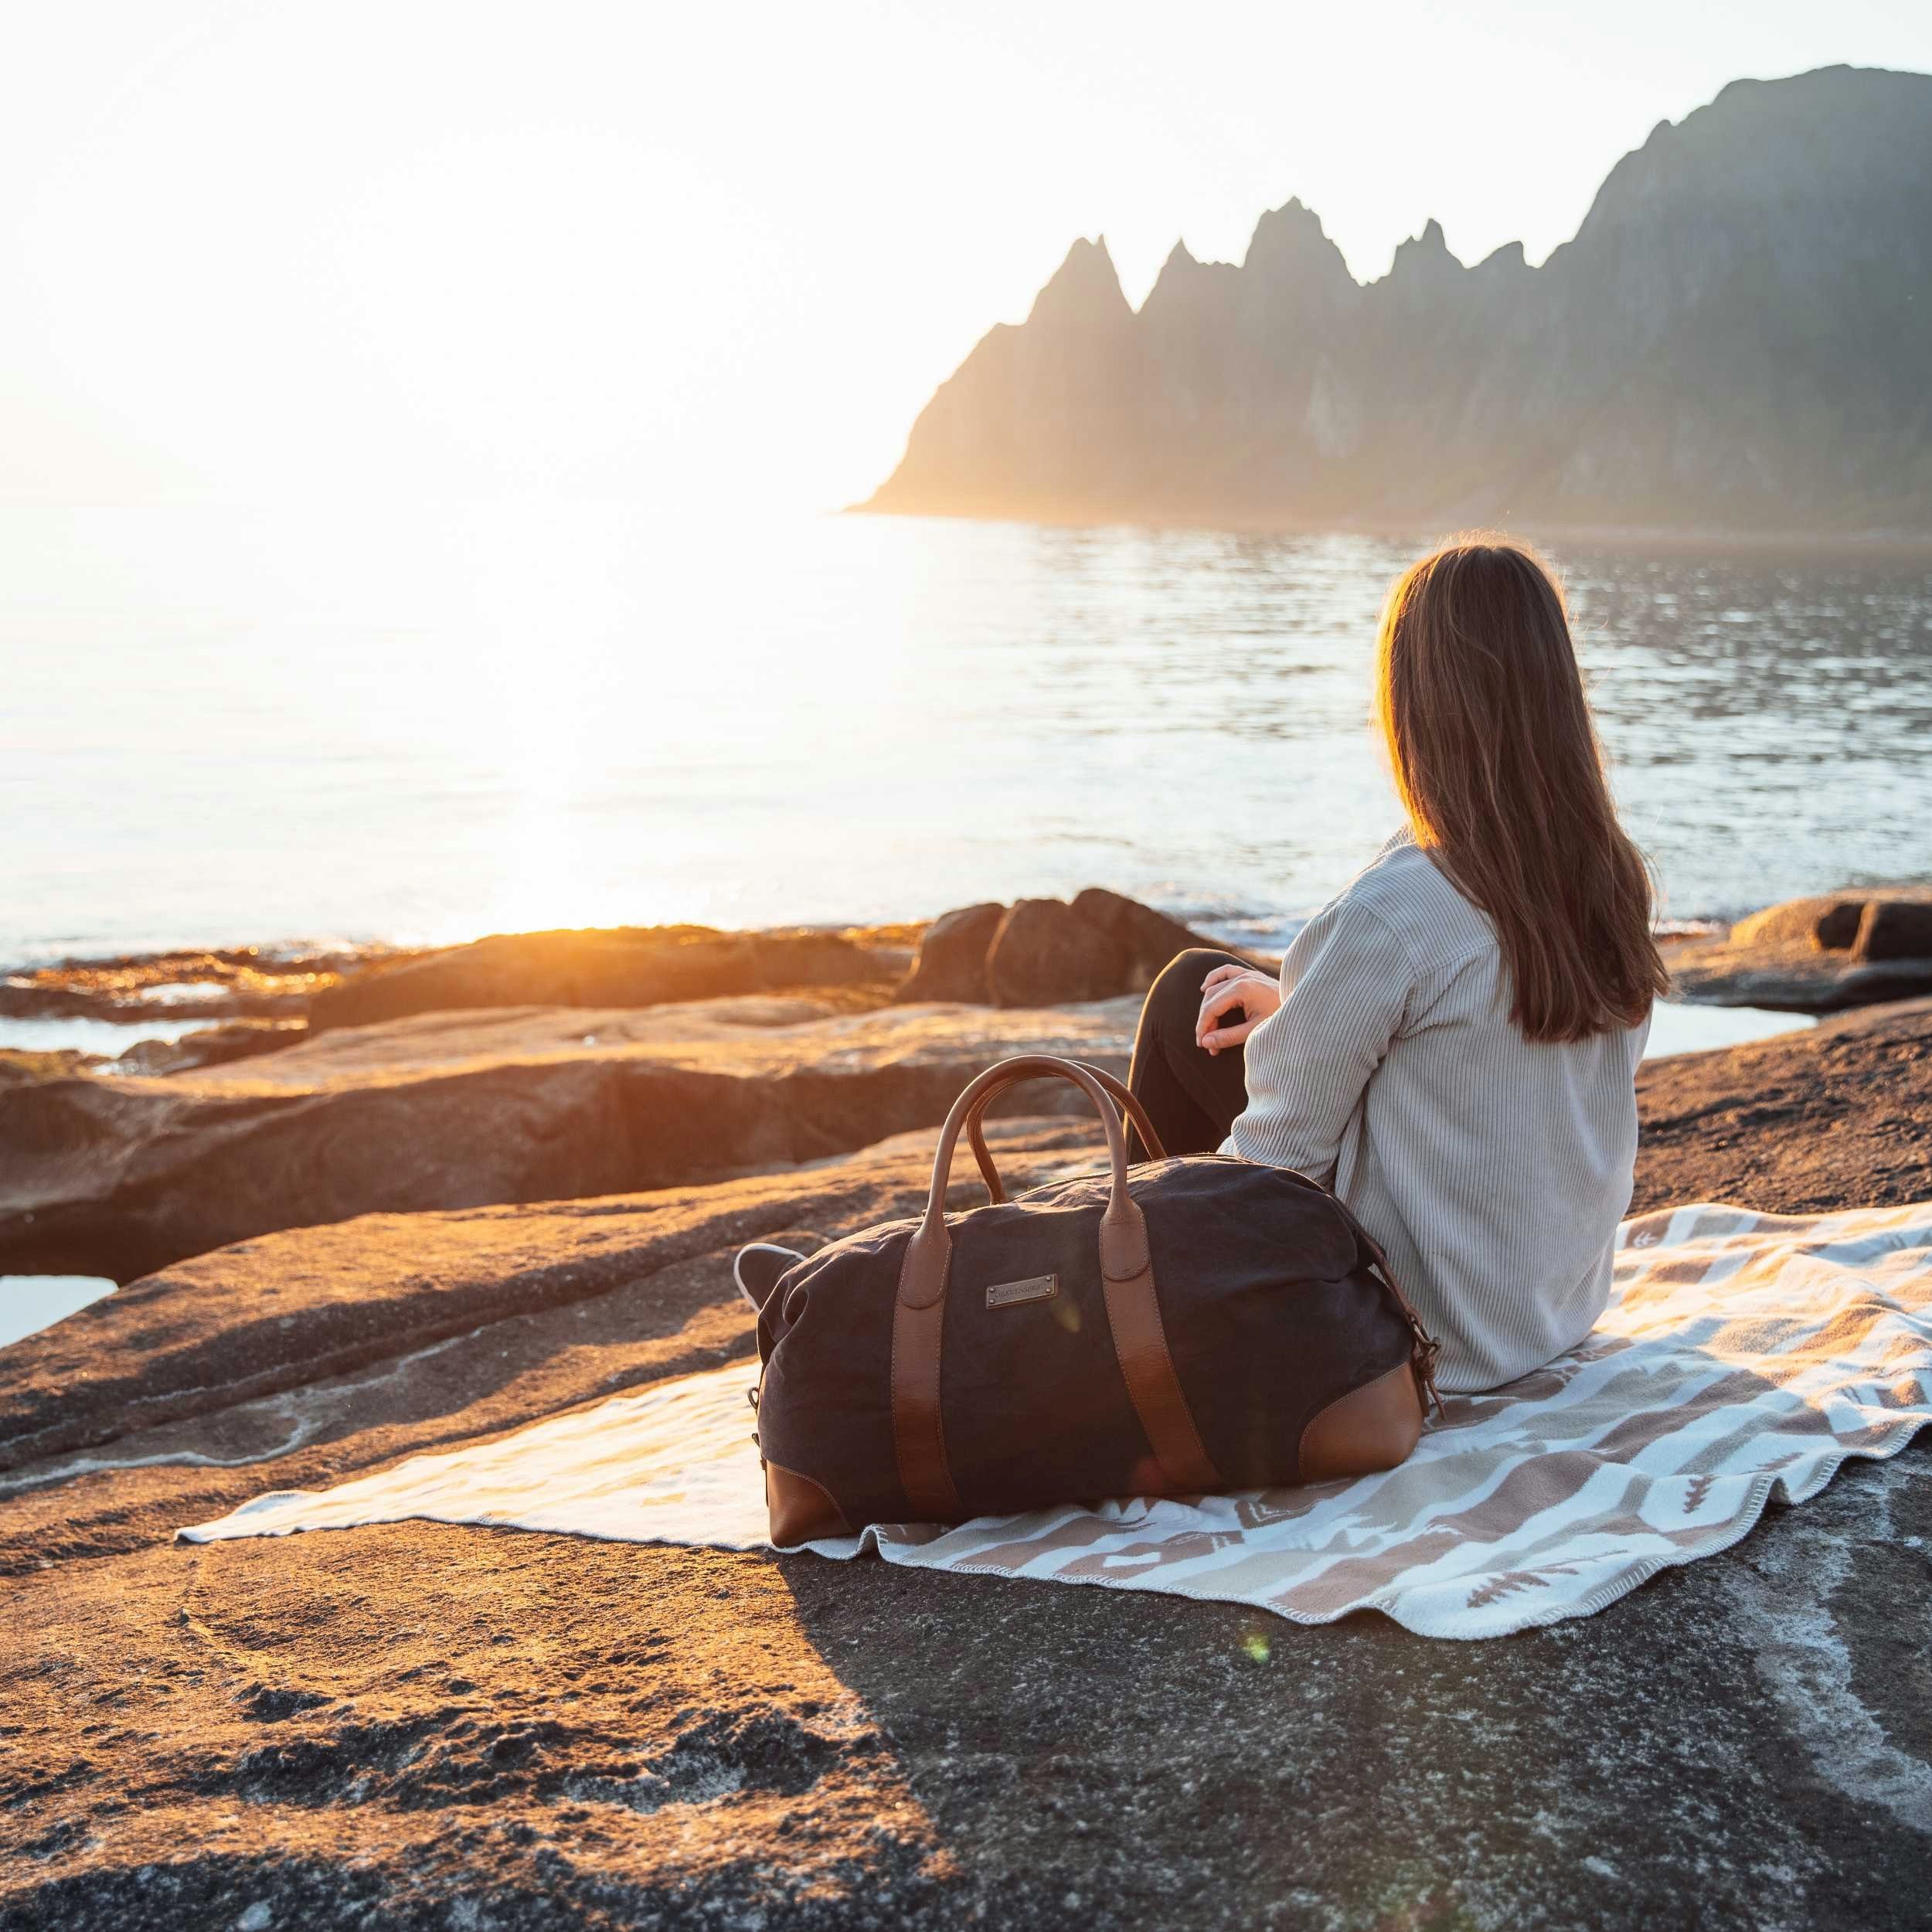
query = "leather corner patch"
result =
(985, 1273, 1058, 1310)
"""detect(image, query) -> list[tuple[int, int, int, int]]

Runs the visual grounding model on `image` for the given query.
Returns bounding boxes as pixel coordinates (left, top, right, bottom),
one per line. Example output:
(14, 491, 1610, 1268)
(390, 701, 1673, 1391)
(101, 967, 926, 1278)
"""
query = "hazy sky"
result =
(4, 2, 1930, 512)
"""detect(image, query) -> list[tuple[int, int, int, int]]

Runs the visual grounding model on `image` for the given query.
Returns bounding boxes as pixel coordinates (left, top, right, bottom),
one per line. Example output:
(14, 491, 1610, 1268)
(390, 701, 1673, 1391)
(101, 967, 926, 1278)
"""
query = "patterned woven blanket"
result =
(180, 1199, 1932, 1639)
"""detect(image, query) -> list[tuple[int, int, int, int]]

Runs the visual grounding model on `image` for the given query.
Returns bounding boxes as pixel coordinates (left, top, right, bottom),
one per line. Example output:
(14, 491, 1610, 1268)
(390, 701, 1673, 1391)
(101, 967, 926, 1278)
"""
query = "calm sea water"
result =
(3, 504, 1930, 968)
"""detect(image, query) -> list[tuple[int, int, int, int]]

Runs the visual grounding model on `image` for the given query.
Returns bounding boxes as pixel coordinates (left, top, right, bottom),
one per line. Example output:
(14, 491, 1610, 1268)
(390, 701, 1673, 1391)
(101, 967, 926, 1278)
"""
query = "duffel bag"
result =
(749, 1053, 1440, 1544)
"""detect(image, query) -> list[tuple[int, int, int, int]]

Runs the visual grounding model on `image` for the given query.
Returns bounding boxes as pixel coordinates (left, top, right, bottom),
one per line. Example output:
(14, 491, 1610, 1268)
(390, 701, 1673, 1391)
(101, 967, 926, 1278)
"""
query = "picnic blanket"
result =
(180, 1199, 1932, 1639)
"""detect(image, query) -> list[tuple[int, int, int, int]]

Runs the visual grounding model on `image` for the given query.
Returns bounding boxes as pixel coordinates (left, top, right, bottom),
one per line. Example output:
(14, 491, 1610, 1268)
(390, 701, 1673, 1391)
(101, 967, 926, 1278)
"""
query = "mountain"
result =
(863, 66, 1932, 536)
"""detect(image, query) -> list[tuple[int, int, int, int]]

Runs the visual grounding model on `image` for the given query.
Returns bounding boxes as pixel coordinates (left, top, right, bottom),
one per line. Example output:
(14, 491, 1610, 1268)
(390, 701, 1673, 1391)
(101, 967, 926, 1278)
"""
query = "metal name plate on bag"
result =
(985, 1274, 1058, 1310)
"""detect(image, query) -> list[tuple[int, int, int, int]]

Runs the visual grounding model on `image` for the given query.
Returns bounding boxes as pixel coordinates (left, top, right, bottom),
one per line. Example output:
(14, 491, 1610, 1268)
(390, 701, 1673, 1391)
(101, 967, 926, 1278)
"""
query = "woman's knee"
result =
(1145, 948, 1233, 1032)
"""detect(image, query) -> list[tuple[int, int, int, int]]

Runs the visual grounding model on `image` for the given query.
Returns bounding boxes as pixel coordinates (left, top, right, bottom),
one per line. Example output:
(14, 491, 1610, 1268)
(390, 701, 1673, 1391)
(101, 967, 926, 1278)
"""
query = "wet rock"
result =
(0, 946, 397, 1025)
(112, 1019, 309, 1077)
(0, 994, 1136, 1284)
(308, 926, 908, 1032)
(892, 903, 1005, 1004)
(0, 1046, 101, 1087)
(1672, 888, 1932, 1012)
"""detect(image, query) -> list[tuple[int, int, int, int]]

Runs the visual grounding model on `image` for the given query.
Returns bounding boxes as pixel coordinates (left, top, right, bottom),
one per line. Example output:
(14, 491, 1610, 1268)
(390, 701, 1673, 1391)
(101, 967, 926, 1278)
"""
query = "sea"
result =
(5, 501, 1929, 968)
(4, 502, 1928, 1342)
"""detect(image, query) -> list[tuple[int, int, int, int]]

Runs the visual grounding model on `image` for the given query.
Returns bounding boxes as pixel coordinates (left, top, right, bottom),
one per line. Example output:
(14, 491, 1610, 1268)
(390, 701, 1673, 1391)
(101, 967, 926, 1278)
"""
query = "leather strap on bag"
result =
(891, 1055, 1218, 1520)
(964, 1060, 1167, 1202)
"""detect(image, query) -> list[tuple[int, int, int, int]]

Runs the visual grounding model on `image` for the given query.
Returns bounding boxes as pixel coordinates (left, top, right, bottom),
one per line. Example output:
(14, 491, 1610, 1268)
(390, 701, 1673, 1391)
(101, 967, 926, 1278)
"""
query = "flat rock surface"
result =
(3, 1011, 1931, 1928)
(0, 994, 1138, 1284)
(304, 925, 915, 1033)
(1634, 995, 1932, 1209)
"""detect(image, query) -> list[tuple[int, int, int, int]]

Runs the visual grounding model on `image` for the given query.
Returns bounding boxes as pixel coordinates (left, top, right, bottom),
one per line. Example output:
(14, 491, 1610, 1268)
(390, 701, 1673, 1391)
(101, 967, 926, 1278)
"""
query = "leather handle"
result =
(900, 1056, 1139, 1315)
(964, 1060, 1168, 1203)
(890, 1055, 1219, 1521)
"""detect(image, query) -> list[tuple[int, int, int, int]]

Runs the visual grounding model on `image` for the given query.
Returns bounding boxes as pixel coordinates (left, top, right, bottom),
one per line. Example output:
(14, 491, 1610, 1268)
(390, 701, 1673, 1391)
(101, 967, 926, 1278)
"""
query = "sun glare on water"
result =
(375, 505, 935, 944)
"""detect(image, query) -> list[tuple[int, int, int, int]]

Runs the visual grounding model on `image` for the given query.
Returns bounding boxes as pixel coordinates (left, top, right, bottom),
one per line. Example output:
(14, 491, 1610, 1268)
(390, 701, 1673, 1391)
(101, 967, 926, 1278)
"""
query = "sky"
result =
(2, 1, 1930, 514)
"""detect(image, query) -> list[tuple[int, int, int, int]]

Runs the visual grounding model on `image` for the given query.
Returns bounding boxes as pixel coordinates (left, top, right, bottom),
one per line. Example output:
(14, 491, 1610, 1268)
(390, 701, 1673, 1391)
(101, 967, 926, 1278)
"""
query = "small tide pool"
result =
(0, 1014, 207, 1056)
(1643, 1002, 1815, 1059)
(1, 1276, 116, 1351)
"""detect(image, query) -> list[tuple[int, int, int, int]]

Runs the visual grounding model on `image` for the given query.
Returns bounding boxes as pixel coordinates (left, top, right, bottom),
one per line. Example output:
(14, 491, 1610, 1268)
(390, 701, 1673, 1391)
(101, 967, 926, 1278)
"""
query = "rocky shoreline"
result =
(6, 884, 1930, 1286)
(0, 893, 1228, 1282)
(2, 890, 1930, 1929)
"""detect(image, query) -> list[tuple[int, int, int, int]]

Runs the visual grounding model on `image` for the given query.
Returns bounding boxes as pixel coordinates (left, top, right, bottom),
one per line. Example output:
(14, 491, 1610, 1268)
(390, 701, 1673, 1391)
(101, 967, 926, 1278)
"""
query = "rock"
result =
(1, 929, 924, 1037)
(1729, 894, 1867, 952)
(3, 1009, 1931, 1929)
(308, 926, 907, 1033)
(901, 893, 1235, 1011)
(0, 993, 1138, 1284)
(0, 945, 401, 1025)
(1729, 890, 1932, 959)
(985, 893, 1237, 1008)
(891, 903, 1006, 1004)
(985, 898, 1129, 1007)
(1856, 899, 1932, 963)
(1633, 995, 1932, 1212)
(0, 1047, 101, 1087)
(1672, 889, 1932, 1012)
(111, 1019, 309, 1077)
(1069, 886, 1250, 988)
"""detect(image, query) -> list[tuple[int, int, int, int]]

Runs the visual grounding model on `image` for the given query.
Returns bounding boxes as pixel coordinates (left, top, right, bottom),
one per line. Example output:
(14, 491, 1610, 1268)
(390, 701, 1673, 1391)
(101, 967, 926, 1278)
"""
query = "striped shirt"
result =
(1223, 828, 1648, 1393)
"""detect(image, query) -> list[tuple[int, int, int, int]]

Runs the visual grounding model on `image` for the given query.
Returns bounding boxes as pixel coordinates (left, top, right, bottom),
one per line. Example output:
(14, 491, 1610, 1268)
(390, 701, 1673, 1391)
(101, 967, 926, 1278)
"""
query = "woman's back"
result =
(1226, 828, 1648, 1391)
(1135, 534, 1665, 1393)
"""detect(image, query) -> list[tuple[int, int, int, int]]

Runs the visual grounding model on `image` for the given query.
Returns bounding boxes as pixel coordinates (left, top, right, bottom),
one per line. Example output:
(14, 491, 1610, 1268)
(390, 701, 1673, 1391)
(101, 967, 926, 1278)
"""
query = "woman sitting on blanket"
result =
(1128, 535, 1668, 1395)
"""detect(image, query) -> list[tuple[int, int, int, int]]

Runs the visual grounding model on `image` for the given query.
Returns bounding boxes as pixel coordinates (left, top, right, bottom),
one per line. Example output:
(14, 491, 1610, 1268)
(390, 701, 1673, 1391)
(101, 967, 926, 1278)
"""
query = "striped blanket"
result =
(181, 1199, 1932, 1639)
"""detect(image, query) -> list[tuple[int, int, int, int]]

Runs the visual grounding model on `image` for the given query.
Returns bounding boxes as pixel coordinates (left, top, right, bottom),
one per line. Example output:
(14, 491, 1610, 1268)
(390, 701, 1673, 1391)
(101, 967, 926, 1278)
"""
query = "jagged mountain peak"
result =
(1141, 237, 1240, 324)
(1474, 239, 1529, 274)
(1374, 218, 1469, 303)
(1026, 235, 1131, 328)
(1389, 217, 1461, 271)
(1243, 196, 1345, 269)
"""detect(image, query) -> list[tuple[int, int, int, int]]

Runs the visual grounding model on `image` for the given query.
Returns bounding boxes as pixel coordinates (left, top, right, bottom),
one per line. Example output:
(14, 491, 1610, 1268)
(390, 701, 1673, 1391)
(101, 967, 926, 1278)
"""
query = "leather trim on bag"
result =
(891, 1232, 962, 1520)
(1298, 1362, 1424, 1482)
(764, 1459, 853, 1545)
(1100, 1202, 1220, 1495)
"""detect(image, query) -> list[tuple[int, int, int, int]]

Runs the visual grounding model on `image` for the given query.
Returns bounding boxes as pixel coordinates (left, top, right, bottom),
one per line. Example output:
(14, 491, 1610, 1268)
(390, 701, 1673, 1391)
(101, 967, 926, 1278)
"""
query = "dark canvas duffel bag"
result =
(749, 1053, 1441, 1544)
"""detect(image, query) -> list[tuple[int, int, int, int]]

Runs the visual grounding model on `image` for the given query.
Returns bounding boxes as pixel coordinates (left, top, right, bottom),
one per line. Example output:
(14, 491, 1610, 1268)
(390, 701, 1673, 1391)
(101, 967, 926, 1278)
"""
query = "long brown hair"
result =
(1374, 535, 1668, 1044)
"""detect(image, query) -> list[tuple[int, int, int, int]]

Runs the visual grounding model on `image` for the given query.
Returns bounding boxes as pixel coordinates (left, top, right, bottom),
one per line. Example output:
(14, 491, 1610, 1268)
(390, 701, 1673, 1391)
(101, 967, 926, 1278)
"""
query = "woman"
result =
(1128, 536, 1668, 1393)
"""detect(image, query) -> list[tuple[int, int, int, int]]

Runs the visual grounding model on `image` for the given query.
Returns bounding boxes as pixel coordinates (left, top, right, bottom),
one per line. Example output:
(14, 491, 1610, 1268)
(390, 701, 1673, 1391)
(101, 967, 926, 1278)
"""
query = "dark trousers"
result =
(1126, 948, 1253, 1160)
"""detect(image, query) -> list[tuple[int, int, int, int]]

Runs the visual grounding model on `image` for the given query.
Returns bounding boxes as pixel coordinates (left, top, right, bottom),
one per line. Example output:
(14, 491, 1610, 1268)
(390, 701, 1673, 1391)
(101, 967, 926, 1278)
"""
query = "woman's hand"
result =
(1196, 961, 1282, 1055)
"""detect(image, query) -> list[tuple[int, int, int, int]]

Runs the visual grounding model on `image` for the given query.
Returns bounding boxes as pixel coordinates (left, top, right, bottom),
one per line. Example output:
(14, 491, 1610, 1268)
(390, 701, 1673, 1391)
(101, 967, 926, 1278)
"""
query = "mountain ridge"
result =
(863, 66, 1932, 537)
